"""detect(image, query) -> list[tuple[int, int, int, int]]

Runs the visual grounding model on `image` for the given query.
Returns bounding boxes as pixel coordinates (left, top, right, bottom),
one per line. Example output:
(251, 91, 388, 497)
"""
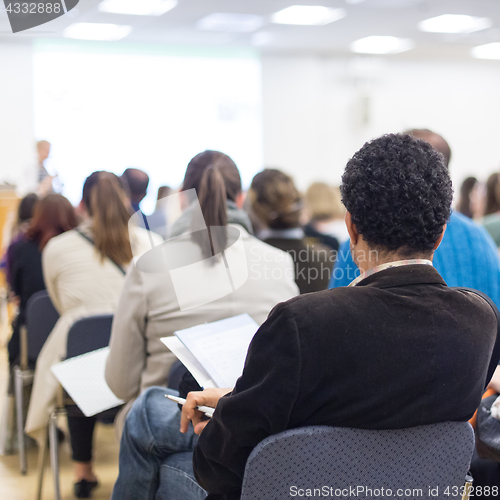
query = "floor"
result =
(0, 343, 120, 500)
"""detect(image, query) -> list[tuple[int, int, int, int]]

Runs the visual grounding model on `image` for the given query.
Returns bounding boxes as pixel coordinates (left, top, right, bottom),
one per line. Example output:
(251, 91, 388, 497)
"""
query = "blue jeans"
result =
(111, 387, 207, 500)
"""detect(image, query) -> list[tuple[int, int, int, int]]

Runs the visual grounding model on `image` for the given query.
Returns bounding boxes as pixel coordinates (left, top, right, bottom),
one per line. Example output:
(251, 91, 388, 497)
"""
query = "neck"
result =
(353, 248, 432, 274)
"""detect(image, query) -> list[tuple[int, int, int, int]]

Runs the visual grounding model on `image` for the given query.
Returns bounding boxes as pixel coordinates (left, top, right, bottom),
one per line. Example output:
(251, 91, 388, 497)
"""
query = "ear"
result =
(235, 192, 245, 210)
(345, 211, 359, 245)
(433, 224, 447, 251)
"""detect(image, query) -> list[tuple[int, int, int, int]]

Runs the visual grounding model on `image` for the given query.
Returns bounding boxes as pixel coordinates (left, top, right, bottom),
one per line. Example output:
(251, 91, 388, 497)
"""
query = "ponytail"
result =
(183, 150, 242, 258)
(88, 173, 133, 266)
(195, 166, 228, 257)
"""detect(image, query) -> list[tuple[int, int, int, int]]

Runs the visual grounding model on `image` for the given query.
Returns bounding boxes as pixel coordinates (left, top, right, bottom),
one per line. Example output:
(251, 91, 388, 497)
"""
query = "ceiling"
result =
(1, 0, 500, 59)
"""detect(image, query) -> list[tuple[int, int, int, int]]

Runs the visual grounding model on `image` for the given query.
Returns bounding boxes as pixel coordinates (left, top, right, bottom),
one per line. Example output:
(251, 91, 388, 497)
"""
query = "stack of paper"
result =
(51, 347, 123, 417)
(161, 313, 259, 389)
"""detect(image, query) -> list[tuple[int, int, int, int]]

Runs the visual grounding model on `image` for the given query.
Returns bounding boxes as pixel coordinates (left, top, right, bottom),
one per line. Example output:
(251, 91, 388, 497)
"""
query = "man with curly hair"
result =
(331, 129, 500, 311)
(112, 134, 500, 500)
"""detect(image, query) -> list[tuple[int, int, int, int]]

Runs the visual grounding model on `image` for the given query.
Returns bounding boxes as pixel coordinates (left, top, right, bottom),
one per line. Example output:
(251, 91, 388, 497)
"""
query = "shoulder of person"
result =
(42, 229, 80, 256)
(129, 226, 163, 252)
(245, 235, 296, 267)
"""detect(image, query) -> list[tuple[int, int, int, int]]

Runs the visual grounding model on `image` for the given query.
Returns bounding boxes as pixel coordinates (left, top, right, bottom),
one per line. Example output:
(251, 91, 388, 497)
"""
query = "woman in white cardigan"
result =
(105, 151, 299, 439)
(26, 172, 157, 498)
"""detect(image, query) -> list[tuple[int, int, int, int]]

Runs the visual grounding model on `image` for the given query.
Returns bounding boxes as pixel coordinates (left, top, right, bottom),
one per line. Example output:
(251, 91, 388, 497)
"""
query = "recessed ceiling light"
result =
(419, 14, 492, 34)
(350, 36, 413, 54)
(471, 42, 500, 60)
(271, 5, 346, 26)
(98, 0, 177, 16)
(197, 13, 263, 33)
(63, 23, 132, 41)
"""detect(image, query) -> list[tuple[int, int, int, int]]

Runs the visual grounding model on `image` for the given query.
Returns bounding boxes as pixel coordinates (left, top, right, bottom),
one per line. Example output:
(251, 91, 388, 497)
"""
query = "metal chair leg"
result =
(14, 366, 27, 475)
(0, 393, 15, 456)
(49, 412, 61, 500)
(462, 474, 474, 500)
(35, 427, 48, 500)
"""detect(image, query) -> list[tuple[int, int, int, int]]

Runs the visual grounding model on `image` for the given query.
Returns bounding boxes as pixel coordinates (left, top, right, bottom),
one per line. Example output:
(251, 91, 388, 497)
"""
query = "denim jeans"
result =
(111, 387, 207, 500)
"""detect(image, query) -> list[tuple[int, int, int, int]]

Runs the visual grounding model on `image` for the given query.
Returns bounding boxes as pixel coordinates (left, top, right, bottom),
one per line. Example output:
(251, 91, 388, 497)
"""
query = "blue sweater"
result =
(330, 211, 500, 309)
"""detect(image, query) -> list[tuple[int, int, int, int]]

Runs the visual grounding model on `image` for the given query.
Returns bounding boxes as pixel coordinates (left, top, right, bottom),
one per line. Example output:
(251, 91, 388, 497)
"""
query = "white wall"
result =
(262, 54, 500, 194)
(0, 42, 36, 192)
(3, 40, 500, 200)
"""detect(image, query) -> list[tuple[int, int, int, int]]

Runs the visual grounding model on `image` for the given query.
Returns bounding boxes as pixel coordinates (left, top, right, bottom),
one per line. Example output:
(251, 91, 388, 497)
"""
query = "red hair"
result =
(27, 194, 77, 250)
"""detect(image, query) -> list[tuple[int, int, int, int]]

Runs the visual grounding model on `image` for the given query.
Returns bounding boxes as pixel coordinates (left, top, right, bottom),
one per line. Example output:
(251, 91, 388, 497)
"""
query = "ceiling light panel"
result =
(197, 13, 263, 33)
(350, 36, 413, 54)
(271, 5, 346, 26)
(419, 14, 492, 34)
(471, 43, 500, 60)
(98, 0, 177, 16)
(63, 23, 132, 41)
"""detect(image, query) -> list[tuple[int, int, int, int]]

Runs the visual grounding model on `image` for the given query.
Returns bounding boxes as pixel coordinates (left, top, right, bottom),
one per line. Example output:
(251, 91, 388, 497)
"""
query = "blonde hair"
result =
(305, 182, 345, 222)
(82, 172, 133, 266)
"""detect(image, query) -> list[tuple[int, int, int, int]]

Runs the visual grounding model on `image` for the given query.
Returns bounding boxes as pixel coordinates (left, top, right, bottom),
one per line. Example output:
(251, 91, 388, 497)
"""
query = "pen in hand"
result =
(165, 394, 215, 417)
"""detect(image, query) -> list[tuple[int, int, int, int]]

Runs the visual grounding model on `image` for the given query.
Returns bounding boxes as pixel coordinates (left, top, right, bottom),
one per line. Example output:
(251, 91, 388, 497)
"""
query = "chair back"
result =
(26, 290, 59, 362)
(240, 422, 475, 500)
(66, 314, 113, 359)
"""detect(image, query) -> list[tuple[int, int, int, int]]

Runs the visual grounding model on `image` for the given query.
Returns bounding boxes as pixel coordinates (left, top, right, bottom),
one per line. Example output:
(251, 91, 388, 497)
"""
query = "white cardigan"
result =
(25, 220, 158, 437)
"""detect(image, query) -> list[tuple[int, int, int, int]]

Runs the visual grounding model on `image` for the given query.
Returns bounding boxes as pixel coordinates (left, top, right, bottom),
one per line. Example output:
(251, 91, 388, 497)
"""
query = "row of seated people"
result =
(3, 129, 500, 499)
(3, 152, 340, 497)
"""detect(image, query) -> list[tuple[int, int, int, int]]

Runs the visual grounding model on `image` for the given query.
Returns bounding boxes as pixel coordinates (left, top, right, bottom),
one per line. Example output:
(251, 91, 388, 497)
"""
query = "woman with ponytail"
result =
(26, 171, 158, 498)
(106, 151, 298, 499)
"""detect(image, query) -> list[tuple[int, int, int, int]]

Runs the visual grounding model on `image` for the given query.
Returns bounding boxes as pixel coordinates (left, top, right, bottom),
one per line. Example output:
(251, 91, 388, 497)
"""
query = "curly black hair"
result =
(341, 133, 453, 255)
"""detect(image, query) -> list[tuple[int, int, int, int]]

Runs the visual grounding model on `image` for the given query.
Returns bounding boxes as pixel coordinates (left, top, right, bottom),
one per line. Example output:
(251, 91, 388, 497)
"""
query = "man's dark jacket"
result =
(193, 265, 500, 500)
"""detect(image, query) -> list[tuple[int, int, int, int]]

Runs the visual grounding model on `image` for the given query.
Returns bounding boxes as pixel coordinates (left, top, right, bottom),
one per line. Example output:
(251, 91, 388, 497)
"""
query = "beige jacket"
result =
(25, 221, 158, 437)
(105, 225, 299, 437)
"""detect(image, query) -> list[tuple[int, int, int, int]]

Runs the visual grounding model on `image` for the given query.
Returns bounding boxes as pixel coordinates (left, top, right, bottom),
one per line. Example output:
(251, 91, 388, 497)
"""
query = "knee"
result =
(125, 387, 180, 439)
(142, 387, 179, 418)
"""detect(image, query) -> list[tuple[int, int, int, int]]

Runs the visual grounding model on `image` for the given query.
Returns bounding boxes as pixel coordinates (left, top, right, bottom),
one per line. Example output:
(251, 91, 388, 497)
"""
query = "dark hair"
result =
(82, 171, 133, 265)
(183, 151, 242, 256)
(405, 128, 451, 168)
(17, 193, 38, 223)
(484, 173, 500, 216)
(27, 194, 77, 250)
(121, 168, 149, 203)
(249, 169, 302, 230)
(341, 133, 453, 257)
(457, 176, 478, 219)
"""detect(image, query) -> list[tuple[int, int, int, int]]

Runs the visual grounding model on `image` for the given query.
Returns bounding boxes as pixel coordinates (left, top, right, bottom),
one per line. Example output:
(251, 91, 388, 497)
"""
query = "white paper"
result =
(51, 347, 123, 417)
(161, 336, 217, 389)
(175, 314, 259, 388)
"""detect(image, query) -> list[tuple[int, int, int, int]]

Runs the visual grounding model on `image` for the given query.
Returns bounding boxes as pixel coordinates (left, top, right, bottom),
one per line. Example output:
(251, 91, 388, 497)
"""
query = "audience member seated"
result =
(25, 172, 155, 499)
(481, 173, 500, 247)
(331, 129, 500, 311)
(110, 133, 500, 500)
(7, 194, 76, 370)
(456, 176, 478, 219)
(248, 169, 333, 293)
(145, 185, 172, 239)
(303, 182, 345, 249)
(4, 192, 38, 289)
(105, 151, 299, 438)
(121, 167, 149, 215)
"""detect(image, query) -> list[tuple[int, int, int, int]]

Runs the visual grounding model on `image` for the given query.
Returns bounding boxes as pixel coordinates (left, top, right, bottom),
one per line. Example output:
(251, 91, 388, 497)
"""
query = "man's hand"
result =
(180, 388, 232, 435)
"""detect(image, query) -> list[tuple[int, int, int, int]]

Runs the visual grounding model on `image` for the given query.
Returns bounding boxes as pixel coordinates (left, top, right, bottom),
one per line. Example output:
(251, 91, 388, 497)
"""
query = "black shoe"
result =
(74, 479, 98, 498)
